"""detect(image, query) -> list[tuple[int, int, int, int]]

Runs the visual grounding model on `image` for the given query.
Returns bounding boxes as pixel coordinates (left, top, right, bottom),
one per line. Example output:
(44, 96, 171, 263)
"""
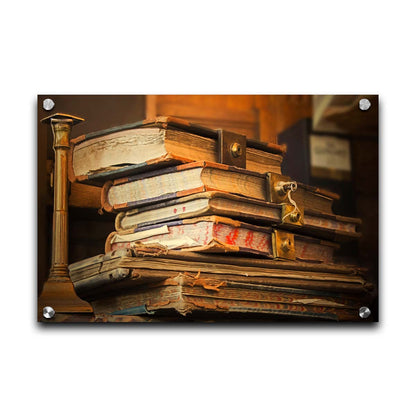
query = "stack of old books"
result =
(68, 116, 372, 321)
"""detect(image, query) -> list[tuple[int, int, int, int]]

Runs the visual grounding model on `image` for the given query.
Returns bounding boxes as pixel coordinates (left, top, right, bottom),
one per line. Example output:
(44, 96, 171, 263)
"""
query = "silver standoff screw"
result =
(359, 98, 371, 111)
(43, 306, 56, 319)
(359, 306, 371, 319)
(43, 98, 55, 111)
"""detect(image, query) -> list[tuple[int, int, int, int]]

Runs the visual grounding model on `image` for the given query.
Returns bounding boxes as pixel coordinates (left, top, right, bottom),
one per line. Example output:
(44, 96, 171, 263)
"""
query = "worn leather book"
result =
(90, 274, 364, 321)
(101, 160, 336, 214)
(115, 191, 292, 230)
(69, 116, 286, 184)
(69, 248, 369, 293)
(68, 249, 371, 321)
(302, 209, 361, 241)
(114, 191, 361, 241)
(101, 161, 276, 212)
(104, 215, 339, 263)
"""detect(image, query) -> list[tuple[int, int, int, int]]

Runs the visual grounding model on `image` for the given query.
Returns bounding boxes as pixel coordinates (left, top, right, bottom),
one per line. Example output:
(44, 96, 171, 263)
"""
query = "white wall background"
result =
(0, 1, 413, 415)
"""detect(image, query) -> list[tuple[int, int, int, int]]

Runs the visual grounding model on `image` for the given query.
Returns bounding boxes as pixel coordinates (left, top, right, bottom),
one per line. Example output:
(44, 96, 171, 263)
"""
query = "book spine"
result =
(115, 211, 125, 232)
(68, 137, 90, 183)
(101, 180, 115, 212)
(304, 214, 359, 233)
(73, 268, 131, 296)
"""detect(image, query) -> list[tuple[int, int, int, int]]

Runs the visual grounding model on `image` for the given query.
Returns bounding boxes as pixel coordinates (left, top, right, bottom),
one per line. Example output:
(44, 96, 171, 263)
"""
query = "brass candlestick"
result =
(38, 113, 93, 318)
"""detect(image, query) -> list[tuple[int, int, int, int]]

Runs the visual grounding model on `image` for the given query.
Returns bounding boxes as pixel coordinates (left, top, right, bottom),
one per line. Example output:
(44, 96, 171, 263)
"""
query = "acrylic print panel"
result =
(37, 94, 378, 323)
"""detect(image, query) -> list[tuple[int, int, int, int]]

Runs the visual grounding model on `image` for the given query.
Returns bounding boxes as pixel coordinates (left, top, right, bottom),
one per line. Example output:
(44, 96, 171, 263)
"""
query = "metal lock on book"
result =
(217, 129, 247, 168)
(281, 203, 304, 226)
(272, 230, 296, 260)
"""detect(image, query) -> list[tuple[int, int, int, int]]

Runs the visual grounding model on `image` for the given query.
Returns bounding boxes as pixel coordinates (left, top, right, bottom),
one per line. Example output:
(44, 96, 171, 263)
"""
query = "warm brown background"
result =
(38, 95, 378, 318)
(146, 95, 312, 143)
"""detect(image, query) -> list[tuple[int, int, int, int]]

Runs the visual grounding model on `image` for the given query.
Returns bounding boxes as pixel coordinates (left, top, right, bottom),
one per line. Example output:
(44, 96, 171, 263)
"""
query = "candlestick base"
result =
(38, 277, 93, 321)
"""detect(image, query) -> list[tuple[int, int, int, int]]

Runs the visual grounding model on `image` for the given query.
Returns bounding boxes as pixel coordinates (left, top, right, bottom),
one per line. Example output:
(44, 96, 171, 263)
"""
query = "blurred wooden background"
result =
(146, 95, 312, 143)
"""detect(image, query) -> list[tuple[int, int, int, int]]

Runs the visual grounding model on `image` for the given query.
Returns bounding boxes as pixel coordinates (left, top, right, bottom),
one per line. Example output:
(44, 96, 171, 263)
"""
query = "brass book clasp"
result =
(217, 129, 247, 169)
(271, 230, 296, 260)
